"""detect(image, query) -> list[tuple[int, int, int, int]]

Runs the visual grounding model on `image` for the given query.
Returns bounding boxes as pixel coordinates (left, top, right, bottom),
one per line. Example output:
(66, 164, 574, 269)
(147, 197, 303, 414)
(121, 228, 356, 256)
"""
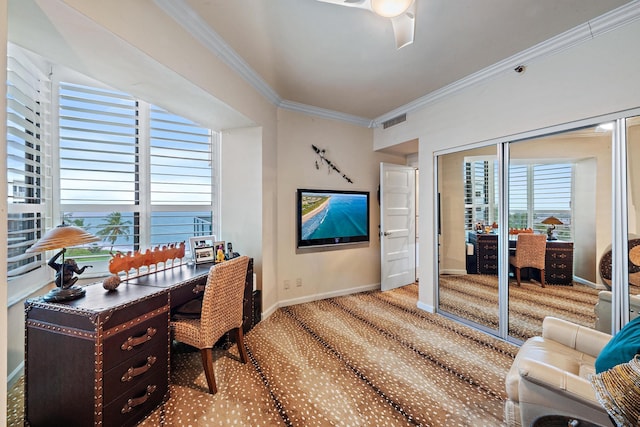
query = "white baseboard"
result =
(416, 300, 434, 313)
(261, 283, 381, 320)
(573, 276, 606, 289)
(7, 361, 23, 389)
(440, 269, 468, 275)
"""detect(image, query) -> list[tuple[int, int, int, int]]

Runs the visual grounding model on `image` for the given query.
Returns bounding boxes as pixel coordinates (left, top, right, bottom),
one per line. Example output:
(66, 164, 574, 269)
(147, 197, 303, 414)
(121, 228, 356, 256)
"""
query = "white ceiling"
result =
(7, 0, 636, 127)
(172, 0, 633, 121)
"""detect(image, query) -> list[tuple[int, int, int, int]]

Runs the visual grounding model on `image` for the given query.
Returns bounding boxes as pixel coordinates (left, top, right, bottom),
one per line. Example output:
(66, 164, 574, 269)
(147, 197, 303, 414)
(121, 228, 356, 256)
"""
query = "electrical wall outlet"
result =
(284, 279, 290, 289)
(296, 278, 302, 287)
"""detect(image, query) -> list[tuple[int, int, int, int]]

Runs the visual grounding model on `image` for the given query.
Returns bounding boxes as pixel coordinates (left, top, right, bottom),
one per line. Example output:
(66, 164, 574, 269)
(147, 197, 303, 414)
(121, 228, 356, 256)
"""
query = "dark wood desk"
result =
(24, 260, 254, 427)
(466, 232, 574, 285)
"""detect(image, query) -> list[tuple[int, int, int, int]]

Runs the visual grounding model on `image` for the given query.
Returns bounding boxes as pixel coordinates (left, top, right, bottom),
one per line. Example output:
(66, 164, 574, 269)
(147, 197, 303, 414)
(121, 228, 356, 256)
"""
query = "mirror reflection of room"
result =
(438, 123, 619, 342)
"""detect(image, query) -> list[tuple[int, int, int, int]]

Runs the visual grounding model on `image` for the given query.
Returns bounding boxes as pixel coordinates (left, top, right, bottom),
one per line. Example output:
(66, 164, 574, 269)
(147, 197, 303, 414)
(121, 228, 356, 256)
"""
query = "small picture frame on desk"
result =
(189, 235, 217, 262)
(194, 246, 215, 264)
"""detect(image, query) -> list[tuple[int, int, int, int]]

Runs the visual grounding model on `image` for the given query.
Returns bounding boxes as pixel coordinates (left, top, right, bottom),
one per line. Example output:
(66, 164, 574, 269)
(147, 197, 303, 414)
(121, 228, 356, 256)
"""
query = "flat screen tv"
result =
(296, 188, 370, 248)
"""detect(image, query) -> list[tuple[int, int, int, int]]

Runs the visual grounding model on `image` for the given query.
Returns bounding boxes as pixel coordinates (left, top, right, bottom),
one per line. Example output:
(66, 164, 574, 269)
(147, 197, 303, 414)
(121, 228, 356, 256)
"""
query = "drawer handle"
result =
(121, 355, 157, 382)
(121, 327, 157, 351)
(121, 384, 157, 414)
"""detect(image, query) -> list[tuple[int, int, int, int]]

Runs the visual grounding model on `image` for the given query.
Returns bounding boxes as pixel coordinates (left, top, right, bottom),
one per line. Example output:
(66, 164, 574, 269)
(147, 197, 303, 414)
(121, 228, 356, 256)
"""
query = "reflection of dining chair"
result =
(170, 255, 250, 394)
(509, 234, 547, 287)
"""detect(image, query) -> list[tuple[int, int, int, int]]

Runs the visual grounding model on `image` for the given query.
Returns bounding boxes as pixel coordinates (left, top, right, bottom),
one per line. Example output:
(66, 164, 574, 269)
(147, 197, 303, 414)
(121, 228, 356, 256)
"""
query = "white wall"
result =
(374, 19, 640, 311)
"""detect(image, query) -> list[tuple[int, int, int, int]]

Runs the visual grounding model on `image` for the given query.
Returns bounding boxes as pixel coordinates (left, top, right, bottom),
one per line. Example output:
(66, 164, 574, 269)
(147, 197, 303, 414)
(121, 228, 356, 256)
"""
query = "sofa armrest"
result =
(541, 316, 611, 357)
(517, 358, 600, 407)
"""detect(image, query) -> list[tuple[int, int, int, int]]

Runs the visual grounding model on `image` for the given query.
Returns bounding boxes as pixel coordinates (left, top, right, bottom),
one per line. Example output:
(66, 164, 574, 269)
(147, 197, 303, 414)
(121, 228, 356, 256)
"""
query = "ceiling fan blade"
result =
(316, 0, 372, 11)
(390, 2, 415, 49)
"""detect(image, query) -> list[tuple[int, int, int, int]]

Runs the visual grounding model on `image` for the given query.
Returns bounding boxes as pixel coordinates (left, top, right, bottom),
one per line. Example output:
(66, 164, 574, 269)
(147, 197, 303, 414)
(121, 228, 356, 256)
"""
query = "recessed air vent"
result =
(382, 113, 407, 129)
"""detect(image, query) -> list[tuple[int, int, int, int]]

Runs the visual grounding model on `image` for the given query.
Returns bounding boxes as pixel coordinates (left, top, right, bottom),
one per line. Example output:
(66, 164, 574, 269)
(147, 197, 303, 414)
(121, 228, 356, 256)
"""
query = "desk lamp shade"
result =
(26, 223, 100, 302)
(541, 216, 563, 241)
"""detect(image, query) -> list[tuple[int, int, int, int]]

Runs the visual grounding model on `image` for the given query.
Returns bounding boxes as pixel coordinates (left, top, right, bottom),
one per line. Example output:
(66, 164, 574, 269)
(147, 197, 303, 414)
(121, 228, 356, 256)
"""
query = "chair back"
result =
(200, 256, 249, 347)
(514, 234, 547, 269)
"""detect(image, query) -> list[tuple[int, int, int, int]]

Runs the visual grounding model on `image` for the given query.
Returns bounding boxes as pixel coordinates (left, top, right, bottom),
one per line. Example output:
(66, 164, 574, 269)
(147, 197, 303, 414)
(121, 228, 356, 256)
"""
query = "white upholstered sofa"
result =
(594, 290, 640, 333)
(504, 317, 613, 427)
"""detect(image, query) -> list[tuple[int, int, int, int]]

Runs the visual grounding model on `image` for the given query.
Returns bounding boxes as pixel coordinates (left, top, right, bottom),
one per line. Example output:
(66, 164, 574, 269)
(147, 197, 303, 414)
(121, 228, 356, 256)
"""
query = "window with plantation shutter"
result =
(59, 83, 137, 205)
(465, 157, 573, 240)
(6, 50, 50, 301)
(149, 106, 213, 247)
(533, 163, 572, 240)
(59, 82, 216, 275)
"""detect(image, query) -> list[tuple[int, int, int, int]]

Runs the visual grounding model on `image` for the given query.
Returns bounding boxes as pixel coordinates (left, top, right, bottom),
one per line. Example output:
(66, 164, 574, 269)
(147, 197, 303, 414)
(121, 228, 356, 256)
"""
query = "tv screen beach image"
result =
(300, 192, 368, 240)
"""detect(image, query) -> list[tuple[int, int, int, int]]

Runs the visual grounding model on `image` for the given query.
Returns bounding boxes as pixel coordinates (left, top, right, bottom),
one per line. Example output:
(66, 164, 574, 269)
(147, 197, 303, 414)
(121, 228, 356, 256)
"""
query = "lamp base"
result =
(43, 285, 86, 302)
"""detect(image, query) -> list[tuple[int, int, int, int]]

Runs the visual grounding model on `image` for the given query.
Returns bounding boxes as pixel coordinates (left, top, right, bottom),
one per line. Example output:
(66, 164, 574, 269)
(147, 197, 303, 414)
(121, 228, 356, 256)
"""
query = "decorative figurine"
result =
(216, 245, 226, 263)
(48, 248, 92, 288)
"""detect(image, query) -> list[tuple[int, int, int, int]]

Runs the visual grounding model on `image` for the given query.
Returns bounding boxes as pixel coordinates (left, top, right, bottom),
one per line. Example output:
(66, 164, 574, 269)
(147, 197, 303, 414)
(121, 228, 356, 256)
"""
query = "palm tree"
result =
(96, 212, 132, 252)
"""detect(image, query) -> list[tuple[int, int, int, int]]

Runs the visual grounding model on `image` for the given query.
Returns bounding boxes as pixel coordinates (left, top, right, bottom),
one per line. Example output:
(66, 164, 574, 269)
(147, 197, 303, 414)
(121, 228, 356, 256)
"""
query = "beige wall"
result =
(275, 109, 405, 309)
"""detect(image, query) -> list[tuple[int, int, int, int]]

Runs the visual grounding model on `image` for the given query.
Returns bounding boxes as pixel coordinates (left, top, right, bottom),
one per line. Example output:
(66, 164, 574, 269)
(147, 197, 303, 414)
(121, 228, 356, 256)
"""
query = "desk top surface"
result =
(26, 263, 214, 313)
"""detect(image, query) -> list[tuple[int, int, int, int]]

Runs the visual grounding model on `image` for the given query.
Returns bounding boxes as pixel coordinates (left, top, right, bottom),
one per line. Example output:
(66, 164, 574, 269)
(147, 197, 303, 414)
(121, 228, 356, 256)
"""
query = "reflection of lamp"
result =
(26, 224, 100, 302)
(541, 216, 563, 241)
(371, 0, 413, 17)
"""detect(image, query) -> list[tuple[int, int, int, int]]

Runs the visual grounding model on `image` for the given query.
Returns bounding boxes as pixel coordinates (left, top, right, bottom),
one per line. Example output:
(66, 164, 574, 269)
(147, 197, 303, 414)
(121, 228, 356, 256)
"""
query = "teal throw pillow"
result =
(595, 315, 640, 373)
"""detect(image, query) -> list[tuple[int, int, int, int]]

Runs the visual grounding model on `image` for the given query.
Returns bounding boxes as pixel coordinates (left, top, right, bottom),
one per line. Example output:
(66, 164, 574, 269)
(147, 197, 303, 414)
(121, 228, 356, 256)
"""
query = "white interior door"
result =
(380, 163, 416, 291)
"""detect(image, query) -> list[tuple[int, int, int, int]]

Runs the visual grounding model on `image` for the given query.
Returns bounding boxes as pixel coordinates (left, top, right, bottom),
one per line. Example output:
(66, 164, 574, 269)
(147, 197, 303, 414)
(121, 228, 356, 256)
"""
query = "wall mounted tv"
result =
(296, 188, 370, 249)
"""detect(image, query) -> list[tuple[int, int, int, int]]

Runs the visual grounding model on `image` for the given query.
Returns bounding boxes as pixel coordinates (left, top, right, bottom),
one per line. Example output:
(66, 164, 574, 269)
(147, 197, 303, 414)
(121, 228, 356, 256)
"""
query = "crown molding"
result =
(155, 0, 640, 129)
(154, 0, 281, 106)
(279, 100, 374, 127)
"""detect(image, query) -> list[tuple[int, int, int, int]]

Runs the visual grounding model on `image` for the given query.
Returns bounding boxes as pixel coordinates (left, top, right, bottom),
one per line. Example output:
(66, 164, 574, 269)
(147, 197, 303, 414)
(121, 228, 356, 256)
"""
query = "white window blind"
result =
(59, 82, 137, 205)
(58, 83, 216, 273)
(149, 106, 213, 249)
(6, 51, 50, 297)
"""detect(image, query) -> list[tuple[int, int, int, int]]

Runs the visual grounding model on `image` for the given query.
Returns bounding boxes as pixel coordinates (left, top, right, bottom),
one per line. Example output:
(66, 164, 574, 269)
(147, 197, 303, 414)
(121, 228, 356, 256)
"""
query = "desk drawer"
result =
(103, 311, 168, 371)
(170, 277, 206, 309)
(103, 370, 168, 427)
(103, 341, 168, 404)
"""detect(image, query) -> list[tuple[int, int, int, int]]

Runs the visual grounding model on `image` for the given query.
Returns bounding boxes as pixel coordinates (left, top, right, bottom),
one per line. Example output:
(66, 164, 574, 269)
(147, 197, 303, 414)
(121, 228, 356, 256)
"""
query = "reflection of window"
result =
(465, 158, 573, 241)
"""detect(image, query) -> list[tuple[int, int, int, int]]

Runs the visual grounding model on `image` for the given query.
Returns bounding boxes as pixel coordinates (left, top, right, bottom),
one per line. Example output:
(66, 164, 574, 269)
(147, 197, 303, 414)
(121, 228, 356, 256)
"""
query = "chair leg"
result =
(515, 267, 522, 286)
(540, 269, 546, 288)
(200, 348, 217, 394)
(235, 327, 249, 364)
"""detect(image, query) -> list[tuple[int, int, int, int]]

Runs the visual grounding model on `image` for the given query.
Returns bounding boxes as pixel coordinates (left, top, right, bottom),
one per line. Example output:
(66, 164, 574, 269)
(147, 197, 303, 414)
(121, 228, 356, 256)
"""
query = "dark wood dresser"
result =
(24, 259, 256, 426)
(466, 232, 574, 285)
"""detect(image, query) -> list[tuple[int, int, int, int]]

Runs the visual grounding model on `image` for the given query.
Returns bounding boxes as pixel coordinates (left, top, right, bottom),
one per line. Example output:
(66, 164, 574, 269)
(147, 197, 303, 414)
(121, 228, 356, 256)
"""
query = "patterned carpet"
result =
(438, 274, 601, 341)
(8, 283, 519, 426)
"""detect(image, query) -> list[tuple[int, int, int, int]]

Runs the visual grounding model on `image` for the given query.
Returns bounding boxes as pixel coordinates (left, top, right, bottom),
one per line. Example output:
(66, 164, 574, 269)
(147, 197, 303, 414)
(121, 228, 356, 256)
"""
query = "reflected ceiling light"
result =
(371, 0, 413, 18)
(596, 122, 614, 132)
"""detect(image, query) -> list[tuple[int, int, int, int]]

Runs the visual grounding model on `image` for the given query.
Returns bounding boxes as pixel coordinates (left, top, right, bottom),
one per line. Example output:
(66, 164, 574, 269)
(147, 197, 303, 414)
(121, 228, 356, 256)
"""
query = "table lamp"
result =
(26, 223, 100, 302)
(541, 216, 563, 241)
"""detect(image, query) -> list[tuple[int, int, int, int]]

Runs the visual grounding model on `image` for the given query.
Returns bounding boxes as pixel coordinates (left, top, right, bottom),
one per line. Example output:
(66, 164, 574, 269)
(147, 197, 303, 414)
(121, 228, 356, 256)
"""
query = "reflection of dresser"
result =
(466, 232, 574, 285)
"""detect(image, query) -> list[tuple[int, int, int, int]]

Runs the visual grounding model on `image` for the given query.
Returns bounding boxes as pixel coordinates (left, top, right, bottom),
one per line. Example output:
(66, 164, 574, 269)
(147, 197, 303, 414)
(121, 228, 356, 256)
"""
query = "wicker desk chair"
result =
(509, 233, 547, 287)
(170, 255, 250, 394)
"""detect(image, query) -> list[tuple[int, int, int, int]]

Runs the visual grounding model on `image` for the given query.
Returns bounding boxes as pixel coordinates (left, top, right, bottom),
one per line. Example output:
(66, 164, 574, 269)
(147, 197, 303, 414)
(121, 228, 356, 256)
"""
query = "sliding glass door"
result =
(506, 125, 612, 341)
(435, 116, 636, 342)
(627, 116, 640, 326)
(437, 145, 500, 335)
